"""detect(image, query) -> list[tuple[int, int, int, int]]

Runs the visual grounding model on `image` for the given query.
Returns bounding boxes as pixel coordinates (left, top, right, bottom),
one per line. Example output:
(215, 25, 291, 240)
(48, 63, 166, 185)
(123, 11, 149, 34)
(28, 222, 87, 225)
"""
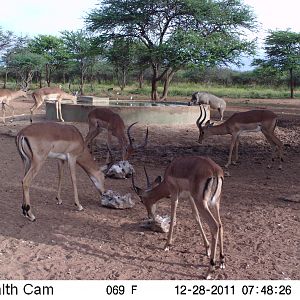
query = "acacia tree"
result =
(86, 0, 257, 100)
(106, 38, 136, 90)
(61, 30, 97, 95)
(8, 50, 46, 90)
(28, 35, 67, 87)
(254, 30, 300, 98)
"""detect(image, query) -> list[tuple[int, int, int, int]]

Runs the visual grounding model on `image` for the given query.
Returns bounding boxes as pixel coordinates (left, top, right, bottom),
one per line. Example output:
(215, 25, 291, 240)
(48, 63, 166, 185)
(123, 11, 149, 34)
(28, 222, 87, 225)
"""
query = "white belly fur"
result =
(48, 151, 68, 160)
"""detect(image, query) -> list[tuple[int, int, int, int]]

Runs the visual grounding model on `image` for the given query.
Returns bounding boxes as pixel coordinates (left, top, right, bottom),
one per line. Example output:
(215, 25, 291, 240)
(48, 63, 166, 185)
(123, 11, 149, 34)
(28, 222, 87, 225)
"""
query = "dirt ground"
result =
(0, 96, 299, 280)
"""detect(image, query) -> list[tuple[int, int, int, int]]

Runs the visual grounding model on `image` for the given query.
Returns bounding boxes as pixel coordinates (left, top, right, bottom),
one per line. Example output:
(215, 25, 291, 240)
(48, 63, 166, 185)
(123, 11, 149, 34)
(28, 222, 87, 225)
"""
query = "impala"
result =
(30, 87, 77, 122)
(85, 108, 149, 162)
(197, 105, 283, 169)
(0, 89, 27, 123)
(132, 156, 225, 279)
(16, 122, 106, 222)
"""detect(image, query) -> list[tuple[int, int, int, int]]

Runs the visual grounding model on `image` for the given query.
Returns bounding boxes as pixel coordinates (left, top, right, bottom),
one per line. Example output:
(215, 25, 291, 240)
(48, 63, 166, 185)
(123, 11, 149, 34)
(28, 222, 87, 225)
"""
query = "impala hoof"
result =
(56, 197, 62, 205)
(75, 204, 83, 211)
(164, 245, 170, 252)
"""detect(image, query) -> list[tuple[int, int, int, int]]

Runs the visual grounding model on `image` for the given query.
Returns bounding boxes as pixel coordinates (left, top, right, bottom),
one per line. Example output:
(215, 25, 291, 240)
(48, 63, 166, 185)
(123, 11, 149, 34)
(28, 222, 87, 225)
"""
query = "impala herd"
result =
(1, 87, 284, 279)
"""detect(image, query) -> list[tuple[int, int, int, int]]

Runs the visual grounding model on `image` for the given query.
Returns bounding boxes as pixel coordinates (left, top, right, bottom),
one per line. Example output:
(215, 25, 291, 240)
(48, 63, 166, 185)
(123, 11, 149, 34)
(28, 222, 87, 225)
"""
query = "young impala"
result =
(0, 89, 27, 123)
(132, 156, 225, 279)
(197, 105, 283, 169)
(30, 87, 77, 122)
(85, 108, 149, 161)
(16, 122, 106, 221)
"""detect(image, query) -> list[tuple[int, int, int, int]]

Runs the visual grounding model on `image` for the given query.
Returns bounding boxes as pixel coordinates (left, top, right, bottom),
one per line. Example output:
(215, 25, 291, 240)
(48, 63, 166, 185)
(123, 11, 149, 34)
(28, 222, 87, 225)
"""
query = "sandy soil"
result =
(0, 97, 299, 280)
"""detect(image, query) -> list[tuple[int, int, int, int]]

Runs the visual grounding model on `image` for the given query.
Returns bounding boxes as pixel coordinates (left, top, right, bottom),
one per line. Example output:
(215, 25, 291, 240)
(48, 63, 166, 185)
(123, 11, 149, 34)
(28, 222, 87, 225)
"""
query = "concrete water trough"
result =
(46, 98, 210, 125)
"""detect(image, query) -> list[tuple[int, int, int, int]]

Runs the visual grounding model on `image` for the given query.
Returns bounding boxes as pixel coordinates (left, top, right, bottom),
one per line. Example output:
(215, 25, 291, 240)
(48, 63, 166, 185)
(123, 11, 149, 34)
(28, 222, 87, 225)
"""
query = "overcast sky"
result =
(0, 0, 99, 36)
(1, 0, 299, 70)
(1, 0, 299, 37)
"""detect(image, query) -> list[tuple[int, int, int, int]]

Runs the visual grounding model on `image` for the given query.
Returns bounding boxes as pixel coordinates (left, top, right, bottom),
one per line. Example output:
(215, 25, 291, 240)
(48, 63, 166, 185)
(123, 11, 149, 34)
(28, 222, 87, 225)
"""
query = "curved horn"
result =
(139, 127, 149, 148)
(131, 172, 140, 194)
(127, 122, 138, 146)
(127, 122, 149, 149)
(196, 105, 206, 128)
(143, 166, 151, 189)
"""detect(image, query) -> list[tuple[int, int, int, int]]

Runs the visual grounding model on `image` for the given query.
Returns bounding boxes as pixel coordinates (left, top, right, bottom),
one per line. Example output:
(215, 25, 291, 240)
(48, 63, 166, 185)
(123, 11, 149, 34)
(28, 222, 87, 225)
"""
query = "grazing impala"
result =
(16, 122, 106, 222)
(0, 89, 27, 123)
(85, 108, 149, 162)
(197, 106, 283, 169)
(132, 156, 225, 279)
(30, 87, 77, 122)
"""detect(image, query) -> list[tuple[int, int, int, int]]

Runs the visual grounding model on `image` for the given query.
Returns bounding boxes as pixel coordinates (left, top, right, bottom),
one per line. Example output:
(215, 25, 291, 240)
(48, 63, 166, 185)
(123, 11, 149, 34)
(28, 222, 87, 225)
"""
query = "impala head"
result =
(196, 105, 211, 144)
(131, 167, 162, 219)
(124, 122, 149, 160)
(18, 90, 27, 98)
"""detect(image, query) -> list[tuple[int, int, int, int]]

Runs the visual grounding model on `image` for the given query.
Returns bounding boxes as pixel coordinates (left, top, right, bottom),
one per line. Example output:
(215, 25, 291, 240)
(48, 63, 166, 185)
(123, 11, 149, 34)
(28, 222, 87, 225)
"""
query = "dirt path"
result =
(0, 97, 299, 280)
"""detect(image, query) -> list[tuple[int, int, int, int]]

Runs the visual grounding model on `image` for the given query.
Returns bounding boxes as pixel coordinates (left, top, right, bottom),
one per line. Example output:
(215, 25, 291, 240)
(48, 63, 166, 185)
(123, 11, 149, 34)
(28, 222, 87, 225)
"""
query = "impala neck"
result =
(76, 147, 105, 194)
(143, 181, 170, 219)
(206, 122, 229, 137)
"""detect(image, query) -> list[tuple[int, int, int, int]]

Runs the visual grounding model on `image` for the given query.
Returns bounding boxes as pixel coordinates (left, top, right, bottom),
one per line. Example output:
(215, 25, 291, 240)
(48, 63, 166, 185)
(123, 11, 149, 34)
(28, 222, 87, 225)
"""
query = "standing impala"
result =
(132, 156, 225, 280)
(30, 87, 77, 122)
(85, 108, 149, 162)
(0, 89, 27, 123)
(197, 105, 283, 169)
(16, 122, 105, 222)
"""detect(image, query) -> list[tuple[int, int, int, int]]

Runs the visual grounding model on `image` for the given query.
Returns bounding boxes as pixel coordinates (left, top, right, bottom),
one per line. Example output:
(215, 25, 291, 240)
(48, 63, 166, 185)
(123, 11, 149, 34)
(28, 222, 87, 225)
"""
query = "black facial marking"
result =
(210, 259, 216, 266)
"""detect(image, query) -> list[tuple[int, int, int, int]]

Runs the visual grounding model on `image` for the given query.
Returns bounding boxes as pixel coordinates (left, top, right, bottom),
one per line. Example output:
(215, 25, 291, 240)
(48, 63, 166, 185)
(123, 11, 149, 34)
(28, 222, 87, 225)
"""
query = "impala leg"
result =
(22, 158, 45, 222)
(3, 102, 14, 121)
(56, 160, 65, 205)
(30, 96, 43, 123)
(262, 129, 283, 169)
(189, 196, 211, 257)
(58, 99, 64, 122)
(106, 131, 113, 163)
(85, 126, 101, 157)
(164, 196, 178, 251)
(232, 136, 240, 165)
(67, 155, 83, 211)
(211, 200, 225, 269)
(225, 134, 237, 168)
(198, 203, 219, 279)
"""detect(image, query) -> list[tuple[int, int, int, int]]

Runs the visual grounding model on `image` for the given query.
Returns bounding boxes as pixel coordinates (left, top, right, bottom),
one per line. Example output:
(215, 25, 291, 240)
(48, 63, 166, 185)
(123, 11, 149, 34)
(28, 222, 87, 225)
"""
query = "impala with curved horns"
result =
(30, 87, 77, 122)
(132, 156, 225, 279)
(16, 122, 106, 222)
(0, 89, 27, 123)
(85, 108, 149, 162)
(196, 105, 283, 169)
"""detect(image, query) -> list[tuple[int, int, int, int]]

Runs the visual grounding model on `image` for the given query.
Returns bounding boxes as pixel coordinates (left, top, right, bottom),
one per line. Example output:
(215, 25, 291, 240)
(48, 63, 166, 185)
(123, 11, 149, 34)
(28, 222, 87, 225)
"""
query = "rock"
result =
(101, 189, 135, 209)
(141, 215, 170, 233)
(105, 161, 134, 179)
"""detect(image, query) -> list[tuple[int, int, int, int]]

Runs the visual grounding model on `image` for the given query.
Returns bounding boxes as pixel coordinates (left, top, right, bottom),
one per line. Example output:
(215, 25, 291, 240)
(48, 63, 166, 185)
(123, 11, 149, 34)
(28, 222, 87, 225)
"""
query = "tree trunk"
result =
(38, 72, 42, 88)
(151, 64, 159, 101)
(3, 70, 8, 88)
(289, 68, 294, 99)
(160, 69, 176, 101)
(138, 70, 144, 89)
(46, 64, 51, 87)
(80, 60, 84, 95)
